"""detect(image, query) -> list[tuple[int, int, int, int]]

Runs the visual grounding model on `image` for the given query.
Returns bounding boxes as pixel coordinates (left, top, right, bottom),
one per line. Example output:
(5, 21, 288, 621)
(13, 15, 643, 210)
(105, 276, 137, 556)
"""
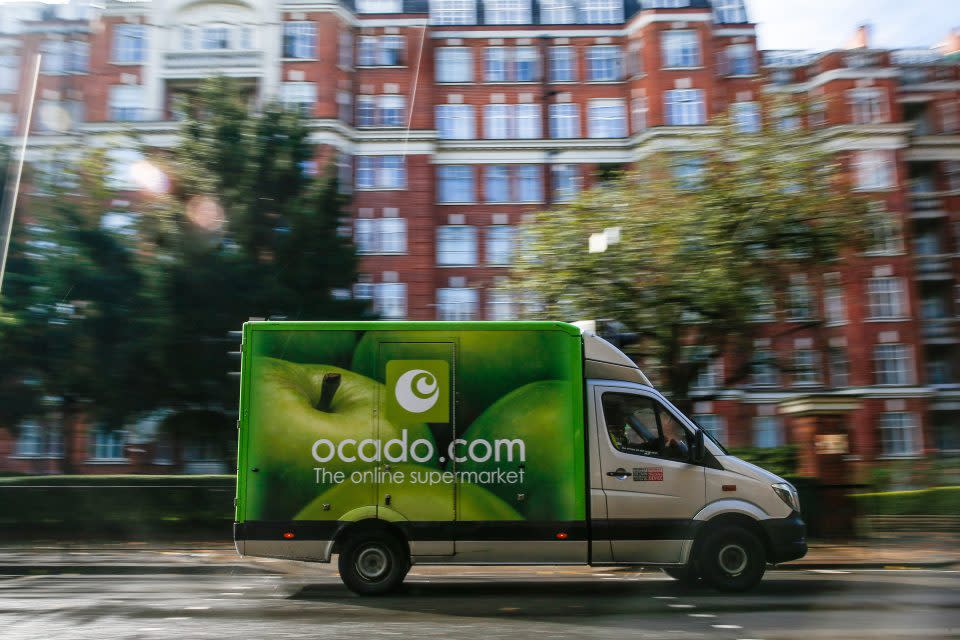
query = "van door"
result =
(592, 384, 705, 564)
(377, 341, 457, 556)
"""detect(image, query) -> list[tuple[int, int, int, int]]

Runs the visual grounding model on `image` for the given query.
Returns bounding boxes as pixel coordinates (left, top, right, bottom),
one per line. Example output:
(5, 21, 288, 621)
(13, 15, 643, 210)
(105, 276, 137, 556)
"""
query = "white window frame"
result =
(436, 47, 474, 83)
(486, 225, 515, 265)
(713, 0, 748, 23)
(552, 164, 581, 201)
(112, 24, 146, 64)
(437, 104, 476, 139)
(549, 103, 580, 138)
(437, 225, 478, 265)
(484, 0, 531, 24)
(725, 43, 755, 76)
(853, 150, 895, 191)
(438, 165, 476, 203)
(848, 88, 888, 125)
(874, 343, 912, 386)
(879, 412, 921, 457)
(661, 30, 700, 68)
(664, 89, 705, 126)
(108, 84, 146, 122)
(580, 0, 623, 24)
(549, 46, 576, 82)
(280, 82, 317, 116)
(752, 415, 784, 448)
(437, 287, 479, 320)
(430, 0, 477, 25)
(356, 156, 406, 190)
(588, 99, 627, 138)
(540, 0, 577, 24)
(867, 276, 906, 319)
(586, 45, 622, 81)
(731, 101, 761, 133)
(374, 282, 407, 319)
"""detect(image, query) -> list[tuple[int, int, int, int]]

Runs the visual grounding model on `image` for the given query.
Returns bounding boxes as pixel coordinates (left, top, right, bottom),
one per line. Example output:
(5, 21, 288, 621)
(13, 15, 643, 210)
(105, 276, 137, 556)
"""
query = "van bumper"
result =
(761, 512, 807, 564)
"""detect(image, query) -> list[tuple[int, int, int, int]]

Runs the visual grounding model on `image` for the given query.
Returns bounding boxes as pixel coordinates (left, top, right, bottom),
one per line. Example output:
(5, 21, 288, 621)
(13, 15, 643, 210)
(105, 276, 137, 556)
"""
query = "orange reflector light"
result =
(722, 484, 736, 492)
(556, 532, 569, 540)
(283, 532, 295, 539)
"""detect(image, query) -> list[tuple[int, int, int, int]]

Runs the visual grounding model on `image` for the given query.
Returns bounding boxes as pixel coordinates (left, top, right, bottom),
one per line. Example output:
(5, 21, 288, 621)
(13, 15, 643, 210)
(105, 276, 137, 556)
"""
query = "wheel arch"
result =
(691, 510, 774, 567)
(329, 518, 411, 559)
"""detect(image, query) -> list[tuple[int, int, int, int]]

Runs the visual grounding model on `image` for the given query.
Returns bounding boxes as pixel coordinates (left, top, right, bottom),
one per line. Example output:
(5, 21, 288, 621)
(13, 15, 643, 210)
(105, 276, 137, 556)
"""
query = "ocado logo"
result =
(394, 369, 439, 414)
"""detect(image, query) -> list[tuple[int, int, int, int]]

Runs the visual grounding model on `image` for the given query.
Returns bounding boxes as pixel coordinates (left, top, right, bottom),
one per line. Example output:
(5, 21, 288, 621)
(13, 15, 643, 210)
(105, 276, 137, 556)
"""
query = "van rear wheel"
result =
(338, 531, 409, 596)
(699, 526, 766, 592)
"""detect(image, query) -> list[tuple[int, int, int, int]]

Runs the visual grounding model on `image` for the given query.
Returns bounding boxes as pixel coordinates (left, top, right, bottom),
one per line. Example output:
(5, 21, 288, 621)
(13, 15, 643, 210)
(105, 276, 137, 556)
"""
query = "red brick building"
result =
(0, 0, 958, 474)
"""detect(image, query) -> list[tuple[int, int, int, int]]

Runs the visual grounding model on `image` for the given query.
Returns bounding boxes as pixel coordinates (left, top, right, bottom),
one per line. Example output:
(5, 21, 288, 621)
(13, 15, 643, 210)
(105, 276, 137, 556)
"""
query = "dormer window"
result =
(430, 0, 476, 25)
(484, 0, 530, 24)
(581, 0, 622, 24)
(356, 0, 404, 12)
(540, 0, 576, 24)
(712, 0, 747, 24)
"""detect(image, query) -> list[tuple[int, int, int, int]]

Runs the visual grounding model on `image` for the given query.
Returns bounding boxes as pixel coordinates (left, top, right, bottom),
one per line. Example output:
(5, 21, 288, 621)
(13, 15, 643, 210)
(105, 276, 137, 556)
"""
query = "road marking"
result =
(163, 617, 190, 621)
(810, 569, 850, 574)
(669, 604, 696, 609)
(653, 596, 677, 600)
(712, 624, 742, 630)
(689, 613, 716, 618)
(218, 592, 244, 596)
(184, 606, 210, 610)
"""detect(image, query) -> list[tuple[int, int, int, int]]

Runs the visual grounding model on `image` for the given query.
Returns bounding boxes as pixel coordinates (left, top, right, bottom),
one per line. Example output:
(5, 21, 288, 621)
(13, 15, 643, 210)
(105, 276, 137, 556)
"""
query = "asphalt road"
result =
(1, 564, 958, 640)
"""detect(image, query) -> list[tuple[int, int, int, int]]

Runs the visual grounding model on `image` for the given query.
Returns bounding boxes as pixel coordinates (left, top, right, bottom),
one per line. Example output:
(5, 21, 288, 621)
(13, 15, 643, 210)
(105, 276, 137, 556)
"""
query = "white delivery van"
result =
(234, 321, 806, 594)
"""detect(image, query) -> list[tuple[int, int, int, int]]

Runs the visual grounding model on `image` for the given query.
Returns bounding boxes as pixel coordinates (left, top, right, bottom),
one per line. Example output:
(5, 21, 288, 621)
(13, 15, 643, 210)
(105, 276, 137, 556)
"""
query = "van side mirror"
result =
(692, 429, 706, 463)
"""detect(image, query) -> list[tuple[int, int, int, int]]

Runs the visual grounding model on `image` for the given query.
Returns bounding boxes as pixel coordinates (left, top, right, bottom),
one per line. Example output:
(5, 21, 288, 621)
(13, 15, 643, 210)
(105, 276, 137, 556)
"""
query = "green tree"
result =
(512, 101, 868, 411)
(153, 76, 365, 415)
(0, 150, 172, 471)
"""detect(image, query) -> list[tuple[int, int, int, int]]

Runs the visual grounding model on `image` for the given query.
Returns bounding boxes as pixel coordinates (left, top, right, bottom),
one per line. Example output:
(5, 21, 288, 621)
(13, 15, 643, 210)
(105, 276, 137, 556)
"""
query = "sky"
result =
(749, 0, 960, 52)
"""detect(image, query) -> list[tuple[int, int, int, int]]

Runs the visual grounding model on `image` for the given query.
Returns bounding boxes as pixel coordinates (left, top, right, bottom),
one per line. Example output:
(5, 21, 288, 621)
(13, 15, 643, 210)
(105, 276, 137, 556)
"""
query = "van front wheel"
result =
(699, 526, 765, 592)
(338, 532, 409, 596)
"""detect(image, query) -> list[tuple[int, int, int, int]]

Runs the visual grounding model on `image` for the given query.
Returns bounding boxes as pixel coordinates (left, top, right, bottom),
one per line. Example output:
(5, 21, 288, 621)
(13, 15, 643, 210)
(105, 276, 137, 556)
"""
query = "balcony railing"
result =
(922, 318, 959, 342)
(911, 194, 946, 218)
(914, 255, 953, 280)
(164, 49, 263, 71)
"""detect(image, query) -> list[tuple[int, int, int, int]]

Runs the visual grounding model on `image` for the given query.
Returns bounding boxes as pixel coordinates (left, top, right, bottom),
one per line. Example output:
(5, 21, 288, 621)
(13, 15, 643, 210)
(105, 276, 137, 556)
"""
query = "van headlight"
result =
(772, 483, 800, 513)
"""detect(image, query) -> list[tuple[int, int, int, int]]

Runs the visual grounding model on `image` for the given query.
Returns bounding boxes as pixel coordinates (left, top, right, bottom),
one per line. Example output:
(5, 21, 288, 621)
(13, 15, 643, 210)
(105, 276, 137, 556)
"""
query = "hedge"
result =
(0, 475, 236, 539)
(851, 486, 960, 516)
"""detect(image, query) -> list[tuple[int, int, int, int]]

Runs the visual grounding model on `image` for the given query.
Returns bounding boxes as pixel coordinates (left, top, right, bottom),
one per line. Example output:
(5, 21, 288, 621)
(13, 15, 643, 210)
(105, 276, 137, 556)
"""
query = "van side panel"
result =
(235, 322, 586, 563)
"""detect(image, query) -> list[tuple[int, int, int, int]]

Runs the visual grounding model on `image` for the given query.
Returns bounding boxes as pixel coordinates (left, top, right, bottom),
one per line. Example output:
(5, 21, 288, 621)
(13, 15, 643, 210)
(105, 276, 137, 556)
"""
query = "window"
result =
(713, 0, 747, 23)
(109, 85, 145, 122)
(430, 0, 477, 25)
(484, 104, 540, 139)
(13, 421, 62, 458)
(437, 226, 477, 266)
(355, 218, 407, 254)
(947, 161, 960, 191)
(724, 44, 755, 75)
(853, 150, 895, 190)
(867, 277, 906, 319)
(694, 414, 726, 445)
(672, 156, 705, 189)
(436, 47, 473, 82)
(0, 112, 15, 136)
(793, 349, 819, 385)
(283, 22, 317, 59)
(580, 0, 623, 24)
(338, 31, 353, 68)
(484, 0, 530, 24)
(664, 89, 705, 126)
(751, 349, 778, 386)
(632, 96, 648, 133)
(89, 428, 127, 460)
(337, 91, 352, 123)
(356, 0, 404, 12)
(515, 104, 542, 138)
(787, 276, 815, 321)
(356, 156, 406, 189)
(879, 412, 921, 456)
(68, 41, 89, 73)
(824, 281, 846, 324)
(486, 225, 515, 265)
(374, 283, 407, 319)
(828, 347, 849, 387)
(540, 0, 576, 23)
(358, 35, 405, 66)
(753, 416, 783, 448)
(549, 103, 580, 138)
(436, 104, 476, 139)
(587, 45, 621, 81)
(775, 105, 801, 131)
(0, 55, 19, 92)
(485, 47, 539, 82)
(40, 40, 65, 73)
(112, 24, 146, 63)
(549, 46, 576, 82)
(356, 95, 405, 127)
(588, 99, 627, 138)
(437, 287, 479, 320)
(731, 101, 760, 133)
(201, 27, 231, 50)
(941, 102, 959, 134)
(693, 356, 723, 389)
(484, 165, 542, 203)
(848, 88, 888, 124)
(603, 393, 693, 460)
(552, 164, 581, 201)
(874, 344, 911, 385)
(866, 207, 902, 255)
(487, 288, 514, 319)
(661, 30, 700, 68)
(626, 41, 644, 77)
(280, 82, 317, 115)
(438, 165, 476, 202)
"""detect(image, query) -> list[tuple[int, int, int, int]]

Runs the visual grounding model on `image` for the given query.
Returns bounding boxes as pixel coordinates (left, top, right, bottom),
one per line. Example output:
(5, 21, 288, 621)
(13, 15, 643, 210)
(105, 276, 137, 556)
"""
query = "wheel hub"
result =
(355, 546, 390, 581)
(718, 543, 748, 576)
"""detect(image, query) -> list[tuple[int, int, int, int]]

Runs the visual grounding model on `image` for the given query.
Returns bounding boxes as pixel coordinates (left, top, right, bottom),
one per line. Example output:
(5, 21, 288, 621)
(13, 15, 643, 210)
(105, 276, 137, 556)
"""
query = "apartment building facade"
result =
(1, 0, 959, 473)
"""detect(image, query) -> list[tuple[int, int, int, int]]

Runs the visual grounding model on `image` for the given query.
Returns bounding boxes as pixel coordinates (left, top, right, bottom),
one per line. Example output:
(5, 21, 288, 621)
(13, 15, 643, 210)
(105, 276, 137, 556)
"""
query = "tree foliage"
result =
(512, 99, 869, 408)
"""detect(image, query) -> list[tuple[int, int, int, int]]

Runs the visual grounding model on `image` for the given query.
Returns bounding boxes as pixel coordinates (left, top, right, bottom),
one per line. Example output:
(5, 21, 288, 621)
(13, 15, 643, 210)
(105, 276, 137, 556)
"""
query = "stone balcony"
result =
(163, 50, 264, 77)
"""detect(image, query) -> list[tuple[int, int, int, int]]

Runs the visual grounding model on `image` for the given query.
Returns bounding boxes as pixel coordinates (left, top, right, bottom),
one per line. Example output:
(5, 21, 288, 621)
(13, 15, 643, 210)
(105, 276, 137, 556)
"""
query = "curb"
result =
(0, 563, 280, 576)
(777, 560, 959, 570)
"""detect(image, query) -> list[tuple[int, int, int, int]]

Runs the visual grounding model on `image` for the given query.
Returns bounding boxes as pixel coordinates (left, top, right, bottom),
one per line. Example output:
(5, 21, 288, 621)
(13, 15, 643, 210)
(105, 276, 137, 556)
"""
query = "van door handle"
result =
(606, 468, 630, 480)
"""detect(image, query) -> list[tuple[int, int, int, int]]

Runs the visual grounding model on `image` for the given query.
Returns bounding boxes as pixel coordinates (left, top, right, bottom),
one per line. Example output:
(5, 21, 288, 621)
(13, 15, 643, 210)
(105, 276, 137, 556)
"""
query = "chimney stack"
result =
(845, 23, 872, 50)
(939, 28, 960, 56)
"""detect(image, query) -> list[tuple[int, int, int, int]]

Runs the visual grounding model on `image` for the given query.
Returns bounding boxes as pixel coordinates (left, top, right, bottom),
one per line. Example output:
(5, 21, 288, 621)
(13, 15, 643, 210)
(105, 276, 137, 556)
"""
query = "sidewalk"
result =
(0, 536, 956, 576)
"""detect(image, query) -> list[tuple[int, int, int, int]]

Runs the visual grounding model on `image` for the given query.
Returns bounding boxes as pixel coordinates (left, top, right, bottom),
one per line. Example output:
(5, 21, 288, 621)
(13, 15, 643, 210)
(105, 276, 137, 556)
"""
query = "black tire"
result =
(698, 525, 766, 592)
(338, 531, 409, 596)
(662, 566, 701, 585)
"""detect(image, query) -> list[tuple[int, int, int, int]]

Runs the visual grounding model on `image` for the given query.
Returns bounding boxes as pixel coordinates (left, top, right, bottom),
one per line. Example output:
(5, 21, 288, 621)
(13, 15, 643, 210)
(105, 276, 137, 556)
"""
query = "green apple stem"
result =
(316, 373, 341, 412)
